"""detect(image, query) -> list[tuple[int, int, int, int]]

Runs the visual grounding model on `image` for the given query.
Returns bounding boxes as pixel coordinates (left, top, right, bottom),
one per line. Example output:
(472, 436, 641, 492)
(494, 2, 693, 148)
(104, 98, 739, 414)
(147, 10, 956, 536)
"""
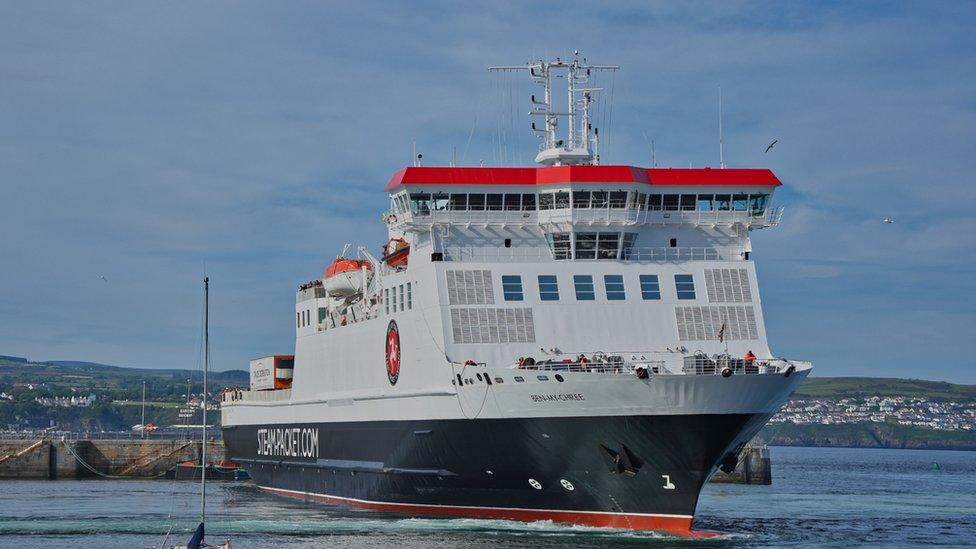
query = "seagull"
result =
(883, 217, 895, 224)
(764, 139, 778, 154)
(98, 275, 108, 283)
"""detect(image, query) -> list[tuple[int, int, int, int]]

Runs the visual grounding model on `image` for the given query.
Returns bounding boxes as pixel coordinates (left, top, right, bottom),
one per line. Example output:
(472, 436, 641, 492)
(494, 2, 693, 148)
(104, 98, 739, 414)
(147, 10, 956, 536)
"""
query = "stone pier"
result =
(709, 445, 772, 484)
(0, 439, 225, 479)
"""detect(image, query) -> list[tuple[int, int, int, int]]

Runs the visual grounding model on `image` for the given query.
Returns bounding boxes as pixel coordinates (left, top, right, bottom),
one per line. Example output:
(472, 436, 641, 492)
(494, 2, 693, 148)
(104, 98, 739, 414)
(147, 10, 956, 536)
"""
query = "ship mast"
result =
(490, 52, 618, 166)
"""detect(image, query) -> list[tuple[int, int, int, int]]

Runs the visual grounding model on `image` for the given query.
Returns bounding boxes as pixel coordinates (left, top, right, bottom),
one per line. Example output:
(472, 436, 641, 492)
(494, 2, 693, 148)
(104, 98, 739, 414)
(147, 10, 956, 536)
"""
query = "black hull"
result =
(222, 413, 768, 534)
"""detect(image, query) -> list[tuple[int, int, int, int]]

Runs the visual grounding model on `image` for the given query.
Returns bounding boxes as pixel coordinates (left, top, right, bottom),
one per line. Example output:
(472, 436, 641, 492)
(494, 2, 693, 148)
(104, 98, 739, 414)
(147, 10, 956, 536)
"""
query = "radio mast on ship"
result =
(490, 52, 618, 166)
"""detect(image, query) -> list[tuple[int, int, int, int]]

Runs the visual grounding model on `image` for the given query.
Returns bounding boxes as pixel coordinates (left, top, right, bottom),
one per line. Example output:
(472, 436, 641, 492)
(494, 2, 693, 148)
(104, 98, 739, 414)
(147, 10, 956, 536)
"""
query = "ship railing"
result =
(506, 357, 669, 376)
(221, 388, 292, 404)
(681, 355, 806, 376)
(440, 246, 728, 263)
(387, 206, 783, 229)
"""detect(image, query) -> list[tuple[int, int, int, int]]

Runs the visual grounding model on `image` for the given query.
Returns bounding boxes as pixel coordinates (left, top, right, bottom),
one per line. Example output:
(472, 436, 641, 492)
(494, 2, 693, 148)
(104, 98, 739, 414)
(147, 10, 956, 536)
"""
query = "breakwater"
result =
(0, 438, 225, 479)
(709, 446, 772, 484)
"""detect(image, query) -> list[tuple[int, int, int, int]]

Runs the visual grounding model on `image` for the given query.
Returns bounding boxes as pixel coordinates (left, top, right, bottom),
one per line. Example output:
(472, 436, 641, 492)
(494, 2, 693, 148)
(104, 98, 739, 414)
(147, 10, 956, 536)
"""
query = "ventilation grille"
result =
(450, 308, 536, 344)
(446, 270, 495, 305)
(704, 268, 752, 303)
(675, 306, 758, 341)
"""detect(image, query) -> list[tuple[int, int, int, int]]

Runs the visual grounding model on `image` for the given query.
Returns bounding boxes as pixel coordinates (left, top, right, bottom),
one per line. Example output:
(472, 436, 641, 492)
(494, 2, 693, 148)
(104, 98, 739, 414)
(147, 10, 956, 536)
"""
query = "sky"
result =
(1, 1, 974, 382)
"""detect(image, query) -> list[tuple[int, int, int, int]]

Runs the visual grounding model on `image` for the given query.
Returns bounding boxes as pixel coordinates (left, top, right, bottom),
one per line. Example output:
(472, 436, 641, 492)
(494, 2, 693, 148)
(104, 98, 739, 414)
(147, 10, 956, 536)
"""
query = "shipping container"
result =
(249, 355, 295, 391)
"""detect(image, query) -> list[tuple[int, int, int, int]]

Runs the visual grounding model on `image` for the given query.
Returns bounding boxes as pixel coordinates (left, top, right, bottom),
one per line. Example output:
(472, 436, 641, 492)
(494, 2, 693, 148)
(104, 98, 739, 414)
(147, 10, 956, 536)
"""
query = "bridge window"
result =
(648, 194, 663, 211)
(538, 275, 560, 301)
(504, 193, 522, 211)
(539, 192, 554, 210)
(697, 194, 714, 211)
(749, 194, 768, 214)
(733, 194, 749, 211)
(715, 194, 732, 211)
(574, 275, 595, 300)
(450, 193, 467, 211)
(410, 193, 431, 216)
(605, 275, 626, 300)
(591, 191, 607, 208)
(431, 193, 450, 211)
(468, 193, 485, 211)
(319, 307, 327, 322)
(631, 192, 646, 209)
(554, 191, 570, 209)
(522, 193, 536, 211)
(609, 191, 628, 208)
(663, 194, 680, 211)
(573, 191, 591, 209)
(486, 194, 503, 211)
(680, 194, 696, 211)
(640, 275, 661, 300)
(502, 275, 524, 301)
(675, 274, 697, 300)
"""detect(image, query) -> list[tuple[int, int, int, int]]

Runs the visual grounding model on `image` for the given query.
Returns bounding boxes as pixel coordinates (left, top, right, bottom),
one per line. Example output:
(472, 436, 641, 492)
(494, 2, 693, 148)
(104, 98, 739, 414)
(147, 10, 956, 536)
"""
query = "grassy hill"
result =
(0, 356, 248, 431)
(793, 377, 976, 401)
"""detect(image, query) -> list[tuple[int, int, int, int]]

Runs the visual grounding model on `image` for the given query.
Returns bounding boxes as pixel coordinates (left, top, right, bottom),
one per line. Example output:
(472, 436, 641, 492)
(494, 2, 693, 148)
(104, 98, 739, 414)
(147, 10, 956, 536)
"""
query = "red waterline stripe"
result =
(258, 485, 717, 538)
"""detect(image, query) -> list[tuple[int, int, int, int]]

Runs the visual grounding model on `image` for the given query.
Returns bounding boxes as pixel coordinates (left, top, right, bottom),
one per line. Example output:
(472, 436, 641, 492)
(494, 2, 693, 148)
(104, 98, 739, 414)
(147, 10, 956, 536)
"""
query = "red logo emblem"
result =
(385, 320, 400, 385)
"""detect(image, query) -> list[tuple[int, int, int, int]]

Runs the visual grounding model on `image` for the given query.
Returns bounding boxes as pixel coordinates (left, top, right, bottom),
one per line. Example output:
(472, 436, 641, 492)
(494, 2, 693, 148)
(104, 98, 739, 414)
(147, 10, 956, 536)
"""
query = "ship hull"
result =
(223, 412, 769, 535)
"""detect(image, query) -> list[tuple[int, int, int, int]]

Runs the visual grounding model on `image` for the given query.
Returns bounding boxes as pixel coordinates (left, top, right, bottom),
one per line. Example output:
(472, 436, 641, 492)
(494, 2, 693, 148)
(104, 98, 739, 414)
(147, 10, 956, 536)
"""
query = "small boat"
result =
(167, 460, 251, 481)
(323, 257, 373, 298)
(382, 237, 410, 267)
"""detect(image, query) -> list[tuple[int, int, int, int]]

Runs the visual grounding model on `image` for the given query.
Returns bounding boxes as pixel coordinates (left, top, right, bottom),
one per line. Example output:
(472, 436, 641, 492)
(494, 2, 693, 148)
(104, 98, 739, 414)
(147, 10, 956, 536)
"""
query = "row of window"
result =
(396, 191, 770, 215)
(546, 231, 637, 260)
(384, 282, 413, 314)
(501, 274, 696, 302)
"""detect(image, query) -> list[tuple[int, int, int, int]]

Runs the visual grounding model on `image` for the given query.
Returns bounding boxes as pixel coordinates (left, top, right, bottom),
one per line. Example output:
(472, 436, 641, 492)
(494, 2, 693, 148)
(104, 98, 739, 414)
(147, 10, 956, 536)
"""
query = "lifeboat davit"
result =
(384, 238, 410, 268)
(323, 258, 373, 298)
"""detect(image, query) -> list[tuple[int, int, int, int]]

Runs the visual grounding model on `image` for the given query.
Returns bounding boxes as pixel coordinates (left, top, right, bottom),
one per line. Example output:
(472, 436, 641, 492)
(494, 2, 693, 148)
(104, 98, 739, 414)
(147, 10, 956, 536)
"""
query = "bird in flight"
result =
(883, 217, 895, 224)
(764, 139, 778, 154)
(98, 275, 108, 282)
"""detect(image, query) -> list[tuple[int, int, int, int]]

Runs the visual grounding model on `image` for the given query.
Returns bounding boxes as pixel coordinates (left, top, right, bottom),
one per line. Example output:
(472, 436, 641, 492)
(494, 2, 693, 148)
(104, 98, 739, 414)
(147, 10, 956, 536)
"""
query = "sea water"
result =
(0, 447, 973, 548)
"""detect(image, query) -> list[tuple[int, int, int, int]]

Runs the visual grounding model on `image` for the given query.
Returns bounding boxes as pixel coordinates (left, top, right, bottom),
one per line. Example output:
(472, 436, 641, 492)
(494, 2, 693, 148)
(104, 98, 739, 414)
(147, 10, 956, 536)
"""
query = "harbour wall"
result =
(709, 445, 771, 484)
(0, 439, 225, 479)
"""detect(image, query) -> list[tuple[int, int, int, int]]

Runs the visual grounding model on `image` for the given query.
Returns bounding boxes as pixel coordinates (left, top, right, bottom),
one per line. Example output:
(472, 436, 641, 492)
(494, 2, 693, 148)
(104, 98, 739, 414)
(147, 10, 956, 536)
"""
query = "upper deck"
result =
(385, 165, 784, 232)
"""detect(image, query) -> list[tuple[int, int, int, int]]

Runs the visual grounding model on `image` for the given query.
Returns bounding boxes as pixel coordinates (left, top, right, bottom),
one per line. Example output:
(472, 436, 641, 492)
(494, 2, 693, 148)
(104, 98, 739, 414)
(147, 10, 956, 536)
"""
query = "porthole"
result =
(537, 375, 549, 381)
(554, 374, 564, 382)
(514, 376, 525, 382)
(528, 478, 542, 490)
(476, 373, 483, 381)
(560, 479, 575, 491)
(494, 377, 504, 384)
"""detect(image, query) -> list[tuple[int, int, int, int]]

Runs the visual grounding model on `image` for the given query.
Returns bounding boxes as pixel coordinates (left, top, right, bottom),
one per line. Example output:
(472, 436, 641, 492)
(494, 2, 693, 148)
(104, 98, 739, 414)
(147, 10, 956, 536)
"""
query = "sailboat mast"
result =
(201, 276, 208, 525)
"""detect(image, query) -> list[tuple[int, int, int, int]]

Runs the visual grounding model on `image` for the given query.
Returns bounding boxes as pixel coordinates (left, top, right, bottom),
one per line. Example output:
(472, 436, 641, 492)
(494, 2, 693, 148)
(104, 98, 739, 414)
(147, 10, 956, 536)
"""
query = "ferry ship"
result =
(221, 55, 811, 536)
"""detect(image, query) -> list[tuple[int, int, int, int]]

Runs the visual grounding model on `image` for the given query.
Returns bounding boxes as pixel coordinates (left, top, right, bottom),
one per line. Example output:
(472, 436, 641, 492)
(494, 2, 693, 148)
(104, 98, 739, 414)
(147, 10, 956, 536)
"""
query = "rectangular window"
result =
(573, 191, 591, 209)
(450, 193, 467, 211)
(639, 275, 661, 300)
(749, 194, 768, 215)
(297, 312, 301, 328)
(521, 193, 536, 211)
(318, 307, 327, 322)
(630, 192, 646, 210)
(715, 194, 732, 211)
(609, 191, 628, 208)
(605, 275, 626, 300)
(680, 194, 697, 211)
(384, 289, 389, 314)
(663, 194, 680, 211)
(647, 194, 663, 211)
(675, 274, 697, 300)
(407, 282, 412, 309)
(591, 190, 608, 208)
(504, 193, 522, 211)
(574, 275, 595, 300)
(538, 275, 559, 301)
(554, 191, 570, 209)
(547, 233, 572, 260)
(468, 193, 485, 211)
(431, 193, 450, 211)
(597, 232, 620, 260)
(733, 193, 749, 211)
(410, 192, 431, 216)
(697, 194, 714, 211)
(501, 275, 524, 301)
(486, 193, 504, 211)
(391, 286, 397, 312)
(539, 192, 554, 210)
(574, 232, 597, 260)
(399, 284, 405, 311)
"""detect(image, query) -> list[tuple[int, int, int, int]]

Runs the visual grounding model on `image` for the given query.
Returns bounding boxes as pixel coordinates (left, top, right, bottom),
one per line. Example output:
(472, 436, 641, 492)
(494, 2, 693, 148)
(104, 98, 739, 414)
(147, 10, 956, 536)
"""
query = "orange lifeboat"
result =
(384, 238, 410, 268)
(323, 258, 373, 298)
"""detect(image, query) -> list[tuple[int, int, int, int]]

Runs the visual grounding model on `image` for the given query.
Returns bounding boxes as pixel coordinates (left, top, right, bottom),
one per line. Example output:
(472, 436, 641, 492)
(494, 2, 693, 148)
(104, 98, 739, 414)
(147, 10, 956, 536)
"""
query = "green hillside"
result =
(793, 377, 976, 401)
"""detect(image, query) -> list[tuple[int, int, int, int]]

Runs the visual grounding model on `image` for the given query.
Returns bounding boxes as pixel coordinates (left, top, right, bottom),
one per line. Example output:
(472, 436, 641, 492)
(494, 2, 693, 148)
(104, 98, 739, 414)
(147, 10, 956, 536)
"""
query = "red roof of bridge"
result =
(385, 166, 781, 191)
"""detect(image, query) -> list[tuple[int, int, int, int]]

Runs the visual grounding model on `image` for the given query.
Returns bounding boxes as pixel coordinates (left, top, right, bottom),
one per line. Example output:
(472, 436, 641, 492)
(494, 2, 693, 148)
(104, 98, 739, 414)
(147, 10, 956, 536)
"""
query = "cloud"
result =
(1, 1, 974, 382)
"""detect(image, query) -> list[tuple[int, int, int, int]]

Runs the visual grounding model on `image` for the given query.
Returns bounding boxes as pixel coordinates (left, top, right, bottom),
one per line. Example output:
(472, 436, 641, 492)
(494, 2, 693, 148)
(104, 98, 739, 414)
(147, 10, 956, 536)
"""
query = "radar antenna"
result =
(490, 52, 618, 166)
